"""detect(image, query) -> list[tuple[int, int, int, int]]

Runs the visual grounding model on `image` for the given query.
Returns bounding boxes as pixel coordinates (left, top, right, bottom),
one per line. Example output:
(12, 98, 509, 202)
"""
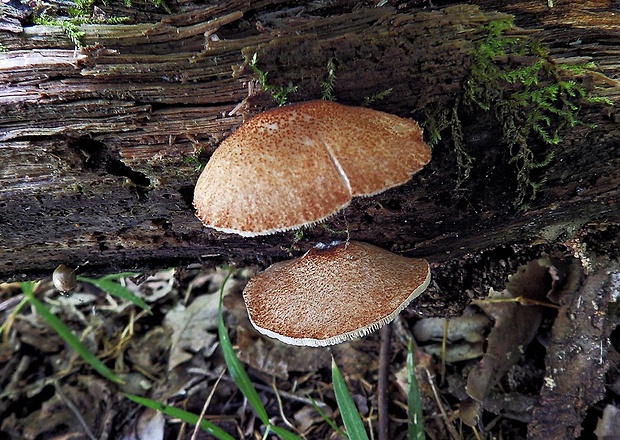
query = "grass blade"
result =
(331, 356, 369, 440)
(101, 272, 141, 280)
(217, 270, 302, 440)
(309, 396, 347, 438)
(21, 282, 124, 384)
(77, 276, 151, 313)
(269, 425, 304, 440)
(125, 394, 234, 440)
(407, 340, 425, 440)
(217, 270, 270, 424)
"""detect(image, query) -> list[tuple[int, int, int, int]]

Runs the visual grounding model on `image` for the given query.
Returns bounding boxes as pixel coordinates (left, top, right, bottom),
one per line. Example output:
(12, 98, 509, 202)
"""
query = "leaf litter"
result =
(0, 253, 618, 439)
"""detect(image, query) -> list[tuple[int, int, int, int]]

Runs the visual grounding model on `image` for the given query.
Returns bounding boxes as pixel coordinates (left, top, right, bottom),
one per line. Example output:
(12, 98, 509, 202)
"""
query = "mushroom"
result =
(53, 264, 77, 293)
(242, 241, 430, 346)
(193, 100, 430, 236)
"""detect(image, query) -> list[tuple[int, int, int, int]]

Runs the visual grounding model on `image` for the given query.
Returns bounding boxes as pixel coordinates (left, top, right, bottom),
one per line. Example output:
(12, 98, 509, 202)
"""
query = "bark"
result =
(528, 263, 619, 439)
(1, 0, 619, 289)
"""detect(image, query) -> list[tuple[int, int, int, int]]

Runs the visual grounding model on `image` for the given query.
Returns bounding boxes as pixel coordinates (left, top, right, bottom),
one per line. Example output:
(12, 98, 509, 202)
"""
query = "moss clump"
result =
(32, 2, 130, 48)
(425, 18, 611, 209)
(362, 88, 393, 107)
(248, 53, 299, 106)
(321, 58, 338, 101)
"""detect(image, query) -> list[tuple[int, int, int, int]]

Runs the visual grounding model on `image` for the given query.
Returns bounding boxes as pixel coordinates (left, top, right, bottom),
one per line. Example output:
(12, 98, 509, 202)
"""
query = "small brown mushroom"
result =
(52, 264, 77, 293)
(242, 241, 430, 346)
(194, 100, 430, 236)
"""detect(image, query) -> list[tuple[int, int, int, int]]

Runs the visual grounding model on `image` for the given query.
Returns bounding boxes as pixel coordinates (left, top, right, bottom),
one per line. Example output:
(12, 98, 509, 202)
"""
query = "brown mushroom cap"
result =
(193, 100, 430, 236)
(243, 241, 431, 346)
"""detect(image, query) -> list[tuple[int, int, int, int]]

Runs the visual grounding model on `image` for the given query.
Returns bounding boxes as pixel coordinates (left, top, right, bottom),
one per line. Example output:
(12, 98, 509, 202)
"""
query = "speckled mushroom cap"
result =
(242, 241, 431, 346)
(193, 100, 430, 236)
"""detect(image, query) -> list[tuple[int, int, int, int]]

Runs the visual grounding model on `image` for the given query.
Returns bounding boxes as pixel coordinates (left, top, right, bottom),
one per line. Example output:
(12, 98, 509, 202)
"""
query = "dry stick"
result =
(378, 323, 393, 440)
(271, 378, 297, 431)
(250, 381, 329, 408)
(53, 379, 98, 440)
(190, 368, 226, 440)
(424, 368, 461, 440)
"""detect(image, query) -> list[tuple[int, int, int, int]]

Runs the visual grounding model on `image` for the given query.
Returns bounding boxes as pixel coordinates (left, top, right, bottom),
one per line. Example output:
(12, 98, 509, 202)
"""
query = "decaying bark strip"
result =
(0, 1, 619, 295)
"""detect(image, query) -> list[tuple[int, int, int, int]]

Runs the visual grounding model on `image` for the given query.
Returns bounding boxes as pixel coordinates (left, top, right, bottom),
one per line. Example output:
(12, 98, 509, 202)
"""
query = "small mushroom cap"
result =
(194, 100, 430, 236)
(52, 264, 77, 293)
(243, 241, 431, 346)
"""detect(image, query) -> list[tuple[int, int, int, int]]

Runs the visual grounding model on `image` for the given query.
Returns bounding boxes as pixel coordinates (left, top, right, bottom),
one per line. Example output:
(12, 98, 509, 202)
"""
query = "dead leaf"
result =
(20, 383, 100, 440)
(163, 293, 220, 371)
(422, 341, 484, 363)
(136, 408, 165, 440)
(466, 259, 558, 408)
(294, 405, 332, 434)
(127, 327, 171, 377)
(594, 404, 620, 439)
(130, 268, 177, 303)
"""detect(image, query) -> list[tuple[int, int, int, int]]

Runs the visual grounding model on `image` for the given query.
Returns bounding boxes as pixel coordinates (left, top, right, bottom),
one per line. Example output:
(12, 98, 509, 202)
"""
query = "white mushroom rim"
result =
(242, 241, 432, 347)
(247, 265, 431, 347)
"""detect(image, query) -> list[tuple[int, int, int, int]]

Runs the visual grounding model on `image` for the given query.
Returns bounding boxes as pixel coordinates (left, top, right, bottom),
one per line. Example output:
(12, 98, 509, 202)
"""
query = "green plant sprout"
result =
(425, 18, 612, 209)
(0, 271, 153, 385)
(183, 154, 205, 172)
(77, 272, 151, 313)
(30, 0, 134, 48)
(249, 53, 299, 106)
(30, 0, 170, 48)
(321, 58, 338, 101)
(362, 88, 393, 107)
(407, 340, 425, 440)
(125, 394, 235, 439)
(118, 0, 171, 11)
(216, 269, 303, 440)
(332, 356, 370, 440)
(1, 281, 125, 383)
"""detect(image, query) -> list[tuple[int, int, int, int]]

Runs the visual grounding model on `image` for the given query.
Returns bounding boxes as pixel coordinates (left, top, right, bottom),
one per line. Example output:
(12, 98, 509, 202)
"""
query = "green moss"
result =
(321, 58, 338, 101)
(248, 53, 299, 106)
(28, 0, 170, 48)
(182, 154, 205, 172)
(362, 88, 393, 107)
(425, 18, 611, 209)
(32, 6, 130, 48)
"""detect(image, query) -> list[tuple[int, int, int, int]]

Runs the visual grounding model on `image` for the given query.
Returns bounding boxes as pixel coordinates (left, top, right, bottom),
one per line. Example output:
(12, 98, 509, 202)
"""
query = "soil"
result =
(1, 239, 618, 439)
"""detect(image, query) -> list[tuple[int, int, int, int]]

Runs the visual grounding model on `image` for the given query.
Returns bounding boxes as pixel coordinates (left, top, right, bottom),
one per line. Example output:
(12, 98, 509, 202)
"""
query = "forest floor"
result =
(0, 257, 618, 440)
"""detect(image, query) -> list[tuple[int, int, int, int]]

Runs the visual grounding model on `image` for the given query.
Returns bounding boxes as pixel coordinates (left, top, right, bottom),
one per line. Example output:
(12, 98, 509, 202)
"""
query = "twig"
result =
(378, 324, 392, 440)
(271, 377, 297, 431)
(250, 381, 328, 408)
(190, 368, 226, 440)
(424, 368, 460, 440)
(53, 379, 98, 440)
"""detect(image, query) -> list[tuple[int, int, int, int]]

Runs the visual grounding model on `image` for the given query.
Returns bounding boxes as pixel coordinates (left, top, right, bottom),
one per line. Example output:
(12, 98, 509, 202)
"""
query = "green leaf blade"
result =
(23, 291, 123, 384)
(125, 394, 235, 440)
(331, 356, 369, 440)
(217, 277, 269, 424)
(407, 341, 425, 440)
(216, 271, 302, 440)
(77, 276, 151, 313)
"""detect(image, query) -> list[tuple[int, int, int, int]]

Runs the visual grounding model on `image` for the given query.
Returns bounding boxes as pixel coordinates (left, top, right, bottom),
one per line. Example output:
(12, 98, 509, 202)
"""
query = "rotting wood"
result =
(0, 1, 619, 306)
(528, 262, 619, 439)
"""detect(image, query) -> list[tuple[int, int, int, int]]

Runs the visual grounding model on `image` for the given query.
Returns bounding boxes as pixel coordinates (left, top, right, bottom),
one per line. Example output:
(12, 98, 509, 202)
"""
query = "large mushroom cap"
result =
(194, 100, 430, 236)
(243, 241, 431, 347)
